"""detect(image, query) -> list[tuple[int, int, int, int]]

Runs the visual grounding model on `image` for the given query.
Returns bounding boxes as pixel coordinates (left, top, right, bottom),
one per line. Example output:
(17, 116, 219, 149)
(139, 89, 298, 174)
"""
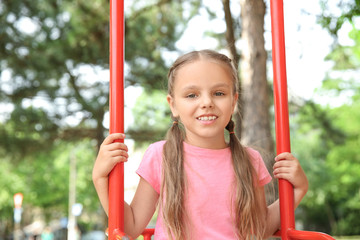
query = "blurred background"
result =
(0, 0, 359, 239)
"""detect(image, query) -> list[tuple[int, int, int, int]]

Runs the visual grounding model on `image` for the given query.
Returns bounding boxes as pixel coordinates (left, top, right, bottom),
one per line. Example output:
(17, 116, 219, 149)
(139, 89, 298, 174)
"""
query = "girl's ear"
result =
(167, 94, 179, 117)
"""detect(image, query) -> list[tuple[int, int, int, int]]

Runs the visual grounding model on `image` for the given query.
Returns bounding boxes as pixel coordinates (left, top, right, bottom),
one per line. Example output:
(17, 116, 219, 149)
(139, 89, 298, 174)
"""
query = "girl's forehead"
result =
(180, 58, 229, 70)
(174, 59, 233, 84)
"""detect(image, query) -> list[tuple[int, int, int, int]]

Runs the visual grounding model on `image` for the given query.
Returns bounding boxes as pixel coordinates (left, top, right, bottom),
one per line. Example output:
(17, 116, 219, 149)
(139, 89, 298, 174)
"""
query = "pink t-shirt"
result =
(136, 141, 272, 239)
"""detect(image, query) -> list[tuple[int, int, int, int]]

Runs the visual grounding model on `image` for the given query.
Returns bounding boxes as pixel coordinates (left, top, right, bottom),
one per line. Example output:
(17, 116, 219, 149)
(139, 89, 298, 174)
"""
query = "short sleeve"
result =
(247, 148, 272, 186)
(136, 141, 165, 194)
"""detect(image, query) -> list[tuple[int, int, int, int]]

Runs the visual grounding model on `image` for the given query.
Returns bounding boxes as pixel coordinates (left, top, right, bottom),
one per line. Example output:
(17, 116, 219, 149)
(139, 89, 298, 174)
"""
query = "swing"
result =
(107, 0, 336, 239)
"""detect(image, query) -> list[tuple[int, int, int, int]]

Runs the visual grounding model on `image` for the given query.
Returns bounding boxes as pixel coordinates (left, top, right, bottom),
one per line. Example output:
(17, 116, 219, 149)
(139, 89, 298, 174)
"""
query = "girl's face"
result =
(167, 59, 238, 149)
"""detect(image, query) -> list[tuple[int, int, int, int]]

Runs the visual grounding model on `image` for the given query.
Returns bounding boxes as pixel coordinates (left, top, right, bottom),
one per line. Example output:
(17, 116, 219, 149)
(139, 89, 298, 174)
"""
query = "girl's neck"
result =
(184, 136, 228, 149)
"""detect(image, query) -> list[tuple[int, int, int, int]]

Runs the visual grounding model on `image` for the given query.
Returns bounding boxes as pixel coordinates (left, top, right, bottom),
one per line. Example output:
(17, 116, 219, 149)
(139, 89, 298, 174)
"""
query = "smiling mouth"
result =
(197, 116, 218, 121)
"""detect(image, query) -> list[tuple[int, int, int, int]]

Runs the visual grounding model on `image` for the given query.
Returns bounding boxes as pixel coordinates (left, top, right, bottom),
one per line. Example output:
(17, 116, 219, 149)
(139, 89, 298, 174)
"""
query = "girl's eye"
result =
(214, 91, 225, 96)
(186, 93, 197, 98)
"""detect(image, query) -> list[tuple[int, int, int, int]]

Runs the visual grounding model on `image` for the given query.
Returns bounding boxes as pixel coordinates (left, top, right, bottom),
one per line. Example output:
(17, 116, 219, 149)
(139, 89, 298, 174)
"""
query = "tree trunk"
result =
(221, 0, 243, 138)
(239, 0, 274, 154)
(239, 1, 276, 209)
(222, 0, 240, 67)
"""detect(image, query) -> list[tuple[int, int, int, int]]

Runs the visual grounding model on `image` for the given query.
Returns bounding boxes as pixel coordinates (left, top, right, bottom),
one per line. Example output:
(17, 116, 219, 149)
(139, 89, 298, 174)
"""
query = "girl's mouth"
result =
(196, 115, 218, 121)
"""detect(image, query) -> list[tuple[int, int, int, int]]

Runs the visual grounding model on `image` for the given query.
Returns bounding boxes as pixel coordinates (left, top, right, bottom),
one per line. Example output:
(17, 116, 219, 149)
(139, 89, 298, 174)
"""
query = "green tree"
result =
(0, 140, 100, 237)
(291, 101, 346, 233)
(294, 84, 360, 235)
(0, 0, 195, 154)
(0, 0, 200, 235)
(318, 0, 360, 38)
(292, 10, 360, 234)
(127, 90, 171, 147)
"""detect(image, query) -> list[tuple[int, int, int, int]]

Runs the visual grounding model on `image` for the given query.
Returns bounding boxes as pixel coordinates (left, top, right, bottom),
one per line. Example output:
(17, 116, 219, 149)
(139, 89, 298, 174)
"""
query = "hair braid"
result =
(226, 119, 266, 239)
(161, 116, 187, 240)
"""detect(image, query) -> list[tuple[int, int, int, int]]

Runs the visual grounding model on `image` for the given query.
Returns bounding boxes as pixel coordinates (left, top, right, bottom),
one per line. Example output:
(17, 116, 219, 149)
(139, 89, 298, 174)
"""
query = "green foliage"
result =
(125, 0, 200, 90)
(0, 0, 203, 235)
(0, 0, 110, 159)
(325, 23, 360, 70)
(291, 19, 360, 234)
(318, 0, 360, 37)
(0, 106, 59, 161)
(292, 96, 360, 235)
(324, 101, 360, 235)
(0, 0, 196, 156)
(0, 140, 99, 231)
(127, 90, 171, 147)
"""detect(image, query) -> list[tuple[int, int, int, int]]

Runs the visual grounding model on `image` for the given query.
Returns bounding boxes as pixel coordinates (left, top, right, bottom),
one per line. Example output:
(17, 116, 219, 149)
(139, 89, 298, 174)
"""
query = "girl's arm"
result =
(94, 177, 158, 238)
(92, 133, 159, 239)
(124, 178, 158, 238)
(262, 152, 309, 238)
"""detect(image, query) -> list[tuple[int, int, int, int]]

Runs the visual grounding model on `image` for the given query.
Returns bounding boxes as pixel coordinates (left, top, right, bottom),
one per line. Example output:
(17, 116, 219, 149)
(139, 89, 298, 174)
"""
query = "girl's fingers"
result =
(102, 133, 126, 145)
(113, 155, 129, 163)
(110, 149, 129, 159)
(273, 160, 296, 170)
(273, 172, 298, 183)
(273, 169, 295, 180)
(274, 153, 299, 171)
(98, 151, 128, 172)
(93, 133, 129, 179)
(273, 172, 291, 180)
(106, 142, 128, 152)
(273, 153, 308, 192)
(273, 166, 291, 173)
(275, 152, 297, 161)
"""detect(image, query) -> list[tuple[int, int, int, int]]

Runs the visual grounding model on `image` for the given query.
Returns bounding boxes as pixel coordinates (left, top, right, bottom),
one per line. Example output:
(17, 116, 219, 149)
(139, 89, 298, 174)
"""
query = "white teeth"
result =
(198, 116, 217, 121)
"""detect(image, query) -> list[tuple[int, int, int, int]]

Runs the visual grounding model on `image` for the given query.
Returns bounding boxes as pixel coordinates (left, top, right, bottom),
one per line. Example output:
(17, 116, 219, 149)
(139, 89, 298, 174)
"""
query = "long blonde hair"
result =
(161, 50, 266, 239)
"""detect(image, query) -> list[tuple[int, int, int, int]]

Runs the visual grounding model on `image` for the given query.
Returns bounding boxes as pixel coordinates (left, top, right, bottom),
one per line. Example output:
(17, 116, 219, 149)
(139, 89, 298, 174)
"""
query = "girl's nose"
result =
(201, 95, 214, 108)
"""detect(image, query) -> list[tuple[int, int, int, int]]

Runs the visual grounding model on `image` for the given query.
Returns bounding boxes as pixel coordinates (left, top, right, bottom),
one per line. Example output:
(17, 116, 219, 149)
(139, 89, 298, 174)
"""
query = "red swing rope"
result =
(270, 0, 334, 239)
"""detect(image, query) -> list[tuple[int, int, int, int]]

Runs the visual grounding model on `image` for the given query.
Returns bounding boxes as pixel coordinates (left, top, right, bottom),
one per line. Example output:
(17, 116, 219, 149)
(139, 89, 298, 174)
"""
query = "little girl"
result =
(92, 50, 308, 239)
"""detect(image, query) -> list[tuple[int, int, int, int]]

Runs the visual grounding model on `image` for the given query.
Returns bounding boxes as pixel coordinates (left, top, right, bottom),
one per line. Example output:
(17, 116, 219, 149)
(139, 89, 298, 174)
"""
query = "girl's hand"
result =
(265, 153, 309, 236)
(273, 152, 309, 195)
(92, 133, 129, 182)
